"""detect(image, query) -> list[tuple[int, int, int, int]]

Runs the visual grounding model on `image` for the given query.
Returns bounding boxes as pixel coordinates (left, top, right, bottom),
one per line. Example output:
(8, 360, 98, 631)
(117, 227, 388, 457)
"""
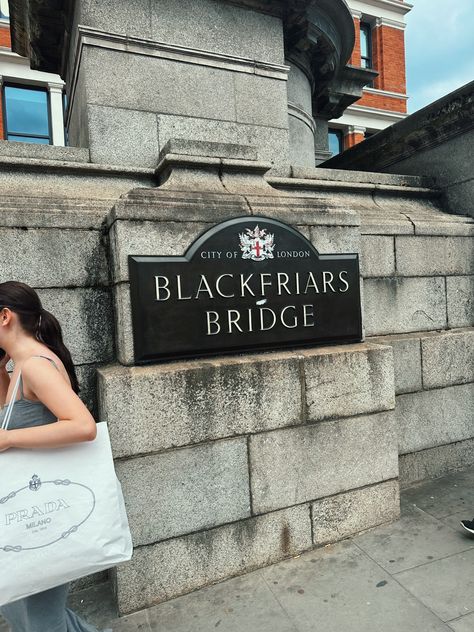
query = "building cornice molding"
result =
(348, 0, 412, 17)
(348, 104, 408, 119)
(364, 86, 408, 99)
(375, 16, 406, 30)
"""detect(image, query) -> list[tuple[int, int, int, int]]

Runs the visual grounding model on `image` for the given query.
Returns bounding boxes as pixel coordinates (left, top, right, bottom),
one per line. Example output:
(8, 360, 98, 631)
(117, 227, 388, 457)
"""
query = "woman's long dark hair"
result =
(0, 281, 79, 393)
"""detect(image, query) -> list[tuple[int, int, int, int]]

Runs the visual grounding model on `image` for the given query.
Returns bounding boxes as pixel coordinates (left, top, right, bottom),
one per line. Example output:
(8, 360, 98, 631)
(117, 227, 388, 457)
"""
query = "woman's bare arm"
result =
(0, 357, 96, 451)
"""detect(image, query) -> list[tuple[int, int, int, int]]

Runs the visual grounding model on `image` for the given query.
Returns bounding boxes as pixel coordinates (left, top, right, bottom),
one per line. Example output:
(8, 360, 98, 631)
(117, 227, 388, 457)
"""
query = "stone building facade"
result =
(0, 0, 472, 619)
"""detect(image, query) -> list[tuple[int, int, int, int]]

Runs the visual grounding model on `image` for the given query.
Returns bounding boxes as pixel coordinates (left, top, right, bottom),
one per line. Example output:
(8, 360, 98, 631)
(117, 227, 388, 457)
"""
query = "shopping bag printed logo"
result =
(1, 473, 96, 552)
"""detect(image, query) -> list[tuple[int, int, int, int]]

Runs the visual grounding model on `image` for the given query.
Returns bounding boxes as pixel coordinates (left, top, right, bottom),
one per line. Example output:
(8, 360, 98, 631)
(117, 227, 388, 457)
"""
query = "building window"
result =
(0, 0, 9, 19)
(360, 23, 373, 69)
(328, 129, 343, 156)
(3, 84, 51, 144)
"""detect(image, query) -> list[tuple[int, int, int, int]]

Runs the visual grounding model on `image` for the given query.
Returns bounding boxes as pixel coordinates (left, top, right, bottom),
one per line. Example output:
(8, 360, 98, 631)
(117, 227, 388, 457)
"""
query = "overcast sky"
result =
(405, 0, 474, 113)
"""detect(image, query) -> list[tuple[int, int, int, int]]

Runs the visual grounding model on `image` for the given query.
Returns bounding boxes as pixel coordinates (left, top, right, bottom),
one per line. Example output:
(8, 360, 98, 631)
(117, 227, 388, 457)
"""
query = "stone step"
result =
(269, 165, 437, 190)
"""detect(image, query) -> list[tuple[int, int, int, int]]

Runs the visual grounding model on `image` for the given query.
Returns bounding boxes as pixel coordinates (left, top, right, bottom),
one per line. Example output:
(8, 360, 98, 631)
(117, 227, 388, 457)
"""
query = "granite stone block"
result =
(0, 227, 107, 287)
(88, 105, 159, 168)
(39, 288, 114, 365)
(399, 438, 474, 486)
(112, 283, 134, 366)
(79, 0, 152, 39)
(447, 276, 474, 328)
(308, 225, 360, 255)
(303, 343, 395, 421)
(116, 438, 250, 545)
(156, 113, 290, 165)
(234, 73, 288, 129)
(109, 220, 209, 283)
(113, 505, 312, 613)
(288, 115, 316, 168)
(396, 384, 474, 455)
(361, 235, 395, 277)
(421, 329, 474, 389)
(249, 411, 398, 513)
(75, 363, 99, 417)
(150, 0, 284, 63)
(85, 48, 236, 122)
(364, 277, 447, 336)
(395, 236, 474, 276)
(312, 480, 400, 546)
(369, 333, 423, 395)
(98, 352, 302, 457)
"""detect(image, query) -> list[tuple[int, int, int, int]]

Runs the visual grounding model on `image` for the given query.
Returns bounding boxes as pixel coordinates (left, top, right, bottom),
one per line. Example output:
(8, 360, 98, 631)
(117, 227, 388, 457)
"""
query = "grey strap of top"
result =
(2, 356, 58, 431)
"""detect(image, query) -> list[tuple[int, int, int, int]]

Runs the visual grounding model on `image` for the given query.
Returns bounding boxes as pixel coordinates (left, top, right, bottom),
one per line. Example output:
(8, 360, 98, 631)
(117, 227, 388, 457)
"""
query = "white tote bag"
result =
(0, 372, 133, 606)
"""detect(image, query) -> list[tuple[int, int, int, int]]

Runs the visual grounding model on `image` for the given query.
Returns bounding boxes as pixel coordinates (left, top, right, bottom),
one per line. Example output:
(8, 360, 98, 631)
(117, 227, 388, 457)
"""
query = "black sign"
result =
(129, 216, 362, 363)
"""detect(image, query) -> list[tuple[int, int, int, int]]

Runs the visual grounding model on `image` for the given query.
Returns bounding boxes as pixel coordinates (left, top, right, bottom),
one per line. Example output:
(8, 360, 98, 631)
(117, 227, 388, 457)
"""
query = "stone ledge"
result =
(0, 139, 90, 163)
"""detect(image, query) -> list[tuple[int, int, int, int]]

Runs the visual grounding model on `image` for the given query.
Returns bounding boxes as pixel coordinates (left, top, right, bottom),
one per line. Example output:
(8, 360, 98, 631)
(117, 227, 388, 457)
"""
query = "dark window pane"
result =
(7, 135, 50, 144)
(4, 86, 49, 136)
(360, 23, 372, 69)
(328, 129, 343, 156)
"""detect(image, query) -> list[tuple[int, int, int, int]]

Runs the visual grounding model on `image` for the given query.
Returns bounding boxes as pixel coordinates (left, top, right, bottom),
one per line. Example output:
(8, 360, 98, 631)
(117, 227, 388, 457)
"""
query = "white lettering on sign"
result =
(205, 305, 316, 336)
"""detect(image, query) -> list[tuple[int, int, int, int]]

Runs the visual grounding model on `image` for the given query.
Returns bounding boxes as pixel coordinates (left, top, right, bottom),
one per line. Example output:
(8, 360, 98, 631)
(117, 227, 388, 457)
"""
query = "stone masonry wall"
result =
(99, 343, 399, 613)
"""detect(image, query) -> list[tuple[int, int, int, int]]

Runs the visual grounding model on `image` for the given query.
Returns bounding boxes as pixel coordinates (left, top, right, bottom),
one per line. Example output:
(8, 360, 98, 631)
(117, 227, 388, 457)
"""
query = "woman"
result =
(0, 281, 104, 632)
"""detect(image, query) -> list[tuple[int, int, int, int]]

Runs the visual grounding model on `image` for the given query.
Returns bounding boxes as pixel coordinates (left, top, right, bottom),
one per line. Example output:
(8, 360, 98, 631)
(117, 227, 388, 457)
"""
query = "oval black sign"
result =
(128, 216, 362, 363)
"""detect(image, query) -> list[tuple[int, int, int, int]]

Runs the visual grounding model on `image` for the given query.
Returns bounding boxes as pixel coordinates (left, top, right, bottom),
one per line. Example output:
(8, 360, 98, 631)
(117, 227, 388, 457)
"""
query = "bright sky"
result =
(405, 0, 474, 113)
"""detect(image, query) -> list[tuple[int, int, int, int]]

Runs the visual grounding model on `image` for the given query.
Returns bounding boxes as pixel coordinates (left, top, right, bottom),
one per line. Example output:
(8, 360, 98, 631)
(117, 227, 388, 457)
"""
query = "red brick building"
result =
(329, 0, 412, 155)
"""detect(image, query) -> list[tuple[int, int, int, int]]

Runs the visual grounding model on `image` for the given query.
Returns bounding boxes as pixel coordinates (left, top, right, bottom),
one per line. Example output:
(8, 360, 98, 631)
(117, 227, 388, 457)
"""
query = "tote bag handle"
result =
(1, 371, 22, 431)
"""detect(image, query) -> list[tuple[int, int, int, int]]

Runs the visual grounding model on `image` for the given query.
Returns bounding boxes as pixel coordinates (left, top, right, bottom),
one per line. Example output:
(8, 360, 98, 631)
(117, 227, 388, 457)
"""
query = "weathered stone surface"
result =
(157, 113, 290, 165)
(79, 0, 152, 39)
(109, 220, 209, 283)
(309, 225, 360, 255)
(88, 105, 159, 168)
(85, 48, 237, 121)
(113, 283, 134, 366)
(364, 277, 447, 336)
(303, 343, 395, 421)
(0, 139, 89, 162)
(116, 438, 250, 545)
(400, 438, 474, 487)
(312, 480, 400, 546)
(113, 505, 312, 613)
(396, 384, 474, 455)
(249, 411, 398, 513)
(421, 329, 474, 389)
(234, 73, 288, 129)
(39, 288, 114, 365)
(150, 0, 284, 63)
(361, 235, 395, 277)
(369, 333, 423, 395)
(396, 236, 474, 276)
(76, 363, 99, 417)
(0, 227, 107, 287)
(98, 352, 302, 457)
(288, 115, 315, 168)
(159, 139, 258, 161)
(447, 276, 474, 328)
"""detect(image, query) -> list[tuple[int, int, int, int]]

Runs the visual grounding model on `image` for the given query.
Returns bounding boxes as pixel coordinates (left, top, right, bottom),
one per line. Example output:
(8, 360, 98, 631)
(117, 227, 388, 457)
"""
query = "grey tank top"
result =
(0, 355, 58, 430)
